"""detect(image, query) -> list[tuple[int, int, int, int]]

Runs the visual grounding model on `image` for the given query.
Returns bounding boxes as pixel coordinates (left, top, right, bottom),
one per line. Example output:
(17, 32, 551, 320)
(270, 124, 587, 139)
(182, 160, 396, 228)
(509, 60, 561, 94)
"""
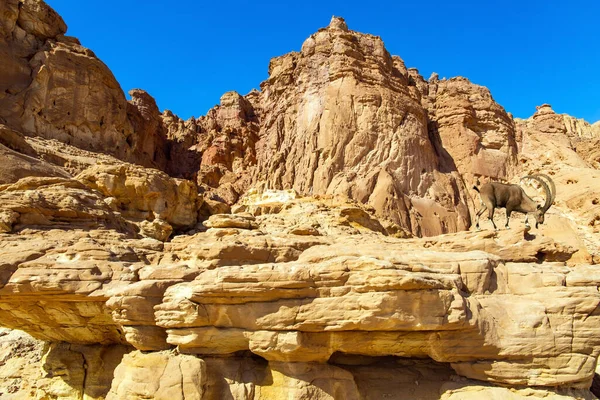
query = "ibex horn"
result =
(534, 173, 556, 207)
(523, 175, 553, 213)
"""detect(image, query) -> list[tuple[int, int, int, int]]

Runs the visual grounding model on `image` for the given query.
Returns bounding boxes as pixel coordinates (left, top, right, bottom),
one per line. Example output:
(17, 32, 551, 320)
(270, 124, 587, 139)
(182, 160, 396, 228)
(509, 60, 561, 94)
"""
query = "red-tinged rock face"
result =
(422, 75, 519, 181)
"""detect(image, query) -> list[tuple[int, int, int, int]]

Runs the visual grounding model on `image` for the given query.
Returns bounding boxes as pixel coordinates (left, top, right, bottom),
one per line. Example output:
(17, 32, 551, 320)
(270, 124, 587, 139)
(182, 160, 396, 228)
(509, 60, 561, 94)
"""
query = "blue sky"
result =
(46, 1, 600, 123)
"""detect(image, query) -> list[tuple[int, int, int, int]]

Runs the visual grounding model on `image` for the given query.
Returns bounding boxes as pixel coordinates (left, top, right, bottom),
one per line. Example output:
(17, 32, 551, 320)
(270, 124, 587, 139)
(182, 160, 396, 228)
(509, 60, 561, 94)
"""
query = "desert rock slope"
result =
(1, 2, 600, 399)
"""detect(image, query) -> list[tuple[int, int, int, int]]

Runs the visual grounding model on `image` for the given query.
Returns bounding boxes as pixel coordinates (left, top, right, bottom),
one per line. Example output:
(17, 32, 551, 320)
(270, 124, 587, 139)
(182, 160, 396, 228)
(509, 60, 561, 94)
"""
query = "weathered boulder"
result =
(76, 163, 201, 239)
(107, 351, 205, 400)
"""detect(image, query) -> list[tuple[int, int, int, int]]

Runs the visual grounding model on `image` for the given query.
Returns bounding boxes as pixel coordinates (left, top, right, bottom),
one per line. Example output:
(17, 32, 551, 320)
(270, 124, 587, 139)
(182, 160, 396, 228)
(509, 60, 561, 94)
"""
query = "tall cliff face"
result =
(415, 73, 519, 180)
(0, 4, 525, 236)
(251, 18, 472, 236)
(0, 0, 168, 170)
(160, 18, 522, 236)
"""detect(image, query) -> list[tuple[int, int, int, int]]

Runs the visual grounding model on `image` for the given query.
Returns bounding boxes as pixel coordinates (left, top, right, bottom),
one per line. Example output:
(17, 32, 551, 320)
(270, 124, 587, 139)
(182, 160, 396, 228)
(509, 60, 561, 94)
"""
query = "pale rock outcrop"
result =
(524, 104, 600, 140)
(0, 177, 133, 235)
(0, 141, 69, 185)
(203, 213, 258, 229)
(519, 105, 600, 170)
(23, 134, 128, 176)
(0, 162, 202, 243)
(76, 163, 201, 238)
(0, 122, 134, 183)
(107, 351, 206, 400)
(515, 104, 600, 263)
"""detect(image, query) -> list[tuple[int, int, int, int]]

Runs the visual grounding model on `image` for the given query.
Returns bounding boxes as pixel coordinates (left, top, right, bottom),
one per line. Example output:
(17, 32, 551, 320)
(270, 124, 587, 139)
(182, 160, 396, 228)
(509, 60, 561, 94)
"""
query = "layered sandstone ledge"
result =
(1, 192, 599, 399)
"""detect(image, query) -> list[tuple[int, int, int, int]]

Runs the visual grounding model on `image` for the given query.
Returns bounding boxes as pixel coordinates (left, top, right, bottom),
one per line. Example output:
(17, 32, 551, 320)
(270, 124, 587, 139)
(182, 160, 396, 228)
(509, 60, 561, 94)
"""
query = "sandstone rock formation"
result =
(0, 125, 70, 184)
(1, 2, 600, 399)
(0, 0, 168, 169)
(250, 18, 472, 237)
(1, 193, 599, 399)
(417, 74, 519, 181)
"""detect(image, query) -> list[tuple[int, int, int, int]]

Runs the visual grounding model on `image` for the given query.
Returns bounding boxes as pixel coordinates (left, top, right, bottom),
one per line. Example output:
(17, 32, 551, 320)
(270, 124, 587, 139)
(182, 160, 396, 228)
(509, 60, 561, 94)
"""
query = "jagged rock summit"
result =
(1, 2, 600, 399)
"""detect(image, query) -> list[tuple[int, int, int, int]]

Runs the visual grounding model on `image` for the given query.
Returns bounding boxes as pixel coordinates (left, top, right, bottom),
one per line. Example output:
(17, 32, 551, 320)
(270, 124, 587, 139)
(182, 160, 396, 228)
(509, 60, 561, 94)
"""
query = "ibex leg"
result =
(487, 208, 498, 230)
(475, 206, 487, 230)
(505, 209, 512, 229)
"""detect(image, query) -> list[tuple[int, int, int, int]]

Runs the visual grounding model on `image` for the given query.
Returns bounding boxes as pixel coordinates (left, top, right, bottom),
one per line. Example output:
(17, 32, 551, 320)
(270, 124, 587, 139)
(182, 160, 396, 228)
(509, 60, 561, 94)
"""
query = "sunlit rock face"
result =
(1, 193, 600, 398)
(163, 18, 522, 237)
(251, 17, 471, 236)
(2, 2, 600, 400)
(0, 3, 523, 236)
(0, 0, 167, 169)
(514, 104, 600, 265)
(416, 74, 519, 181)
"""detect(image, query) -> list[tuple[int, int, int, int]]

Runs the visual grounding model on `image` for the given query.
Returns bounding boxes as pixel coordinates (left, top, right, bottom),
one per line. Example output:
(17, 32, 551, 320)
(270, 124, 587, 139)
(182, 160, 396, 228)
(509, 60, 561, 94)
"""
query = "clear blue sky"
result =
(46, 1, 600, 123)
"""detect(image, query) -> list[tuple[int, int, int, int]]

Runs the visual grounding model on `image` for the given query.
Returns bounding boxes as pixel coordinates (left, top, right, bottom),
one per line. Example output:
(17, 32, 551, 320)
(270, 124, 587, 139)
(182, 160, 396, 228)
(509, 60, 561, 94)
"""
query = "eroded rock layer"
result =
(1, 194, 600, 397)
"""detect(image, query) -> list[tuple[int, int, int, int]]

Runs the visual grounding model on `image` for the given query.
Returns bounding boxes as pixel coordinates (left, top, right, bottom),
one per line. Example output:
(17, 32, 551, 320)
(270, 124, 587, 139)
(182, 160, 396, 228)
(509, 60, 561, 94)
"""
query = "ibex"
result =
(473, 174, 556, 230)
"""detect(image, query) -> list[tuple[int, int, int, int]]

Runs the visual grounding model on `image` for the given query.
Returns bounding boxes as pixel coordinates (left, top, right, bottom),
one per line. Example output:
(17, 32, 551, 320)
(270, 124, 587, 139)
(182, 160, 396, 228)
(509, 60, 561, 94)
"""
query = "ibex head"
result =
(533, 204, 545, 228)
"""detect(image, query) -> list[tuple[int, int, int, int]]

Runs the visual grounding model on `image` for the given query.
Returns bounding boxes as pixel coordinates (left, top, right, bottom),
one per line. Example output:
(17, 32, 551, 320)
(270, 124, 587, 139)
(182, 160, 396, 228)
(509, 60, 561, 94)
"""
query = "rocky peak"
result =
(128, 89, 161, 120)
(328, 15, 348, 31)
(533, 103, 556, 117)
(515, 103, 600, 171)
(296, 16, 396, 84)
(254, 16, 471, 236)
(520, 103, 600, 140)
(0, 0, 66, 47)
(16, 0, 67, 40)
